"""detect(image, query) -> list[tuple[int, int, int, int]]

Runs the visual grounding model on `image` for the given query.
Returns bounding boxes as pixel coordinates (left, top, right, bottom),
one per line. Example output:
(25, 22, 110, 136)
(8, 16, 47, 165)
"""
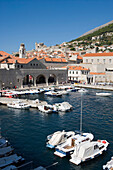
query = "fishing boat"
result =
(0, 154, 25, 169)
(7, 101, 30, 109)
(70, 140, 109, 165)
(103, 156, 113, 169)
(96, 92, 112, 97)
(46, 130, 75, 149)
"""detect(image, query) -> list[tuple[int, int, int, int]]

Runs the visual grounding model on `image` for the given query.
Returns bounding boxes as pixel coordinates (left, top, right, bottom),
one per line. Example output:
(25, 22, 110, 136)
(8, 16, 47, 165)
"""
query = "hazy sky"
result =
(1, 0, 113, 53)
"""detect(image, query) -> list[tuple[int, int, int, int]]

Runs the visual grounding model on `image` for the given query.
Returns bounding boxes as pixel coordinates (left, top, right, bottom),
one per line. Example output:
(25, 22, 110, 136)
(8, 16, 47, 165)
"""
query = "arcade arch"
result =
(36, 75, 46, 84)
(23, 75, 34, 86)
(48, 74, 56, 84)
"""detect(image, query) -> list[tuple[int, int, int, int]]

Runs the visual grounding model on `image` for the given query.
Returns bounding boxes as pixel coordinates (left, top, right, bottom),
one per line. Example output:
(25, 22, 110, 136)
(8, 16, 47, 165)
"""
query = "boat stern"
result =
(70, 157, 81, 165)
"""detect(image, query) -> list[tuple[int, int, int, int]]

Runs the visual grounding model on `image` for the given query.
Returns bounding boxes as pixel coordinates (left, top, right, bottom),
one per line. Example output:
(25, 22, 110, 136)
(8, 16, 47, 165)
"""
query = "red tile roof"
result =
(0, 51, 13, 58)
(45, 57, 67, 63)
(77, 56, 83, 60)
(90, 72, 105, 75)
(84, 52, 113, 57)
(68, 66, 89, 71)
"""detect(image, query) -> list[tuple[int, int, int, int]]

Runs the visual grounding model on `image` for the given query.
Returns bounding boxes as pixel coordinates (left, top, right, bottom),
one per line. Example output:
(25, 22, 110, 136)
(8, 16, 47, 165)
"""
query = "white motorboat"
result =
(0, 154, 25, 168)
(0, 146, 14, 158)
(103, 156, 113, 169)
(54, 93, 93, 158)
(43, 87, 55, 92)
(60, 90, 69, 95)
(38, 105, 53, 114)
(7, 101, 30, 109)
(78, 88, 88, 93)
(54, 132, 94, 157)
(53, 102, 72, 112)
(46, 130, 75, 149)
(70, 140, 109, 165)
(96, 92, 112, 97)
(45, 91, 62, 97)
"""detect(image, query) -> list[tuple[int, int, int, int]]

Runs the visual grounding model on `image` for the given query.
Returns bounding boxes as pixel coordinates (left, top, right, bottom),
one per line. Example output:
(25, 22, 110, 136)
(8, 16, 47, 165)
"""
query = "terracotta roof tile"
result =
(77, 56, 83, 60)
(16, 58, 36, 64)
(45, 57, 67, 63)
(68, 66, 89, 71)
(0, 51, 13, 58)
(84, 52, 113, 57)
(90, 72, 105, 75)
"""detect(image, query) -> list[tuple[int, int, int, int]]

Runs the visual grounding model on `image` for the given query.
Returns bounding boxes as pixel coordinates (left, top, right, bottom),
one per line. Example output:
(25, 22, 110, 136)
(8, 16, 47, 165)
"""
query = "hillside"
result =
(79, 20, 113, 38)
(61, 21, 113, 52)
(75, 22, 113, 42)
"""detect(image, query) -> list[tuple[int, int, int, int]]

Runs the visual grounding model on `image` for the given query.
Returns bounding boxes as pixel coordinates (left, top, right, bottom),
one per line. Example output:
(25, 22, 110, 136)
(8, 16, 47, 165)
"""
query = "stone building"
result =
(19, 43, 26, 58)
(0, 52, 68, 89)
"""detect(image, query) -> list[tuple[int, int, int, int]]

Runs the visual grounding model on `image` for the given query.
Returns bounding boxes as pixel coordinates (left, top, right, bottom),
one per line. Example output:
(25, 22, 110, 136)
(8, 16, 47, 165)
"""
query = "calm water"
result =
(0, 89, 113, 170)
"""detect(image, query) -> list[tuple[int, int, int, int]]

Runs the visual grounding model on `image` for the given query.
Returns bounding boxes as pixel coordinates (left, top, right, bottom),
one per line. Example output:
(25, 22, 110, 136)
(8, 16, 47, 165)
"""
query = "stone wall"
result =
(0, 68, 68, 89)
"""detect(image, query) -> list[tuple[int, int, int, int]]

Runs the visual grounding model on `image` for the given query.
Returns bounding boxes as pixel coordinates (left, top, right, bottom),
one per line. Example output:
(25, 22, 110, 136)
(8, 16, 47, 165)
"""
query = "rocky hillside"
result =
(79, 20, 113, 38)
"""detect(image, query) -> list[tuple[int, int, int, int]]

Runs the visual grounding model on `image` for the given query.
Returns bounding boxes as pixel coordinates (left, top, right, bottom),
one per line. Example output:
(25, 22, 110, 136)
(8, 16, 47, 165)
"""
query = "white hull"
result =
(38, 105, 53, 114)
(70, 140, 109, 165)
(7, 102, 30, 110)
(96, 92, 112, 97)
(54, 133, 94, 157)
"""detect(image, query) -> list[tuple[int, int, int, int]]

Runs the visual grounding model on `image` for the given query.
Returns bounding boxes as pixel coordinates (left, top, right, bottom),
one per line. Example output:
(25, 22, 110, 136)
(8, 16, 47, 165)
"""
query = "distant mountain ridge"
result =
(79, 20, 113, 38)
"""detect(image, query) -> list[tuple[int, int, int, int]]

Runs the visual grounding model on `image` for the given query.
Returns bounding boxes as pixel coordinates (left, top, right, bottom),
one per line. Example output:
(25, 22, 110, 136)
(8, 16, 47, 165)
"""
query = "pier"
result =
(0, 97, 47, 108)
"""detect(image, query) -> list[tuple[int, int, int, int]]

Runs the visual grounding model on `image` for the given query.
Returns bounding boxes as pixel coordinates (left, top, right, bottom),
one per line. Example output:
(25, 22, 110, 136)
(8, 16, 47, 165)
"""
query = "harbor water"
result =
(0, 89, 113, 170)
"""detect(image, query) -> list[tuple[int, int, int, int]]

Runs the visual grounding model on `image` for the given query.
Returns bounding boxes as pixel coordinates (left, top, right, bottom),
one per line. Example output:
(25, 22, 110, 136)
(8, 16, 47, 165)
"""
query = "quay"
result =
(74, 84, 113, 91)
(0, 97, 47, 108)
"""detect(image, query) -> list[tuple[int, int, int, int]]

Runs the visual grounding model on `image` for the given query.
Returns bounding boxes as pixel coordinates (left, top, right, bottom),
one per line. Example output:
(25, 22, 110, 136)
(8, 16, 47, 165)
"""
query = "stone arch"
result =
(48, 74, 56, 84)
(36, 74, 46, 84)
(23, 74, 34, 86)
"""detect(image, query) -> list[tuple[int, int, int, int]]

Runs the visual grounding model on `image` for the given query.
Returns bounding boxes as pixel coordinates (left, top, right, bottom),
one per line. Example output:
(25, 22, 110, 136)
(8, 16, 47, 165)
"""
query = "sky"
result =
(1, 0, 113, 53)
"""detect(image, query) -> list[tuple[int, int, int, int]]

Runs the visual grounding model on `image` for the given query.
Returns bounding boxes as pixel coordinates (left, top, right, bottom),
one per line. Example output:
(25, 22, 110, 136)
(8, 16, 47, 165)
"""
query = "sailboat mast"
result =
(80, 93, 82, 133)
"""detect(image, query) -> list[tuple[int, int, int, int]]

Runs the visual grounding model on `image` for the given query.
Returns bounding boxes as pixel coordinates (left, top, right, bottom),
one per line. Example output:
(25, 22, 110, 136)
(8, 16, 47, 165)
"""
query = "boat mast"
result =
(0, 119, 1, 138)
(80, 93, 82, 133)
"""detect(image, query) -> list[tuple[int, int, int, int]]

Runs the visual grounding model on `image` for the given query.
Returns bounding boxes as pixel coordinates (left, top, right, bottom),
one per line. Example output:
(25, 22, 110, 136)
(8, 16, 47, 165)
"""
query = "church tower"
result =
(19, 43, 26, 58)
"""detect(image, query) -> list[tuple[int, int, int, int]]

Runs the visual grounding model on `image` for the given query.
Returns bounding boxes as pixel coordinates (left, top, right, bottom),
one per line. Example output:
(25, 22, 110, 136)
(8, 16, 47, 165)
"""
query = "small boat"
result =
(2, 165, 17, 170)
(0, 154, 25, 168)
(103, 156, 113, 170)
(38, 105, 53, 114)
(70, 140, 109, 165)
(53, 102, 72, 112)
(7, 101, 30, 110)
(60, 90, 69, 95)
(0, 137, 9, 148)
(78, 88, 88, 93)
(0, 146, 14, 158)
(96, 92, 112, 97)
(43, 87, 55, 92)
(46, 130, 75, 149)
(54, 132, 94, 157)
(45, 91, 62, 97)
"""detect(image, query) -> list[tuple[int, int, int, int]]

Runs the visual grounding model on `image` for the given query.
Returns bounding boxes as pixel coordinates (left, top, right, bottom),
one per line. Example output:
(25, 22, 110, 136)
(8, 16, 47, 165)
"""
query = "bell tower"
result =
(19, 43, 26, 58)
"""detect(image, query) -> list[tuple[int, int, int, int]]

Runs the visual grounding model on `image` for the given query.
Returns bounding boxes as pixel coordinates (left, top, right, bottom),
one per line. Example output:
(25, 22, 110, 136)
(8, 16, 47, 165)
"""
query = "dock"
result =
(0, 97, 47, 108)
